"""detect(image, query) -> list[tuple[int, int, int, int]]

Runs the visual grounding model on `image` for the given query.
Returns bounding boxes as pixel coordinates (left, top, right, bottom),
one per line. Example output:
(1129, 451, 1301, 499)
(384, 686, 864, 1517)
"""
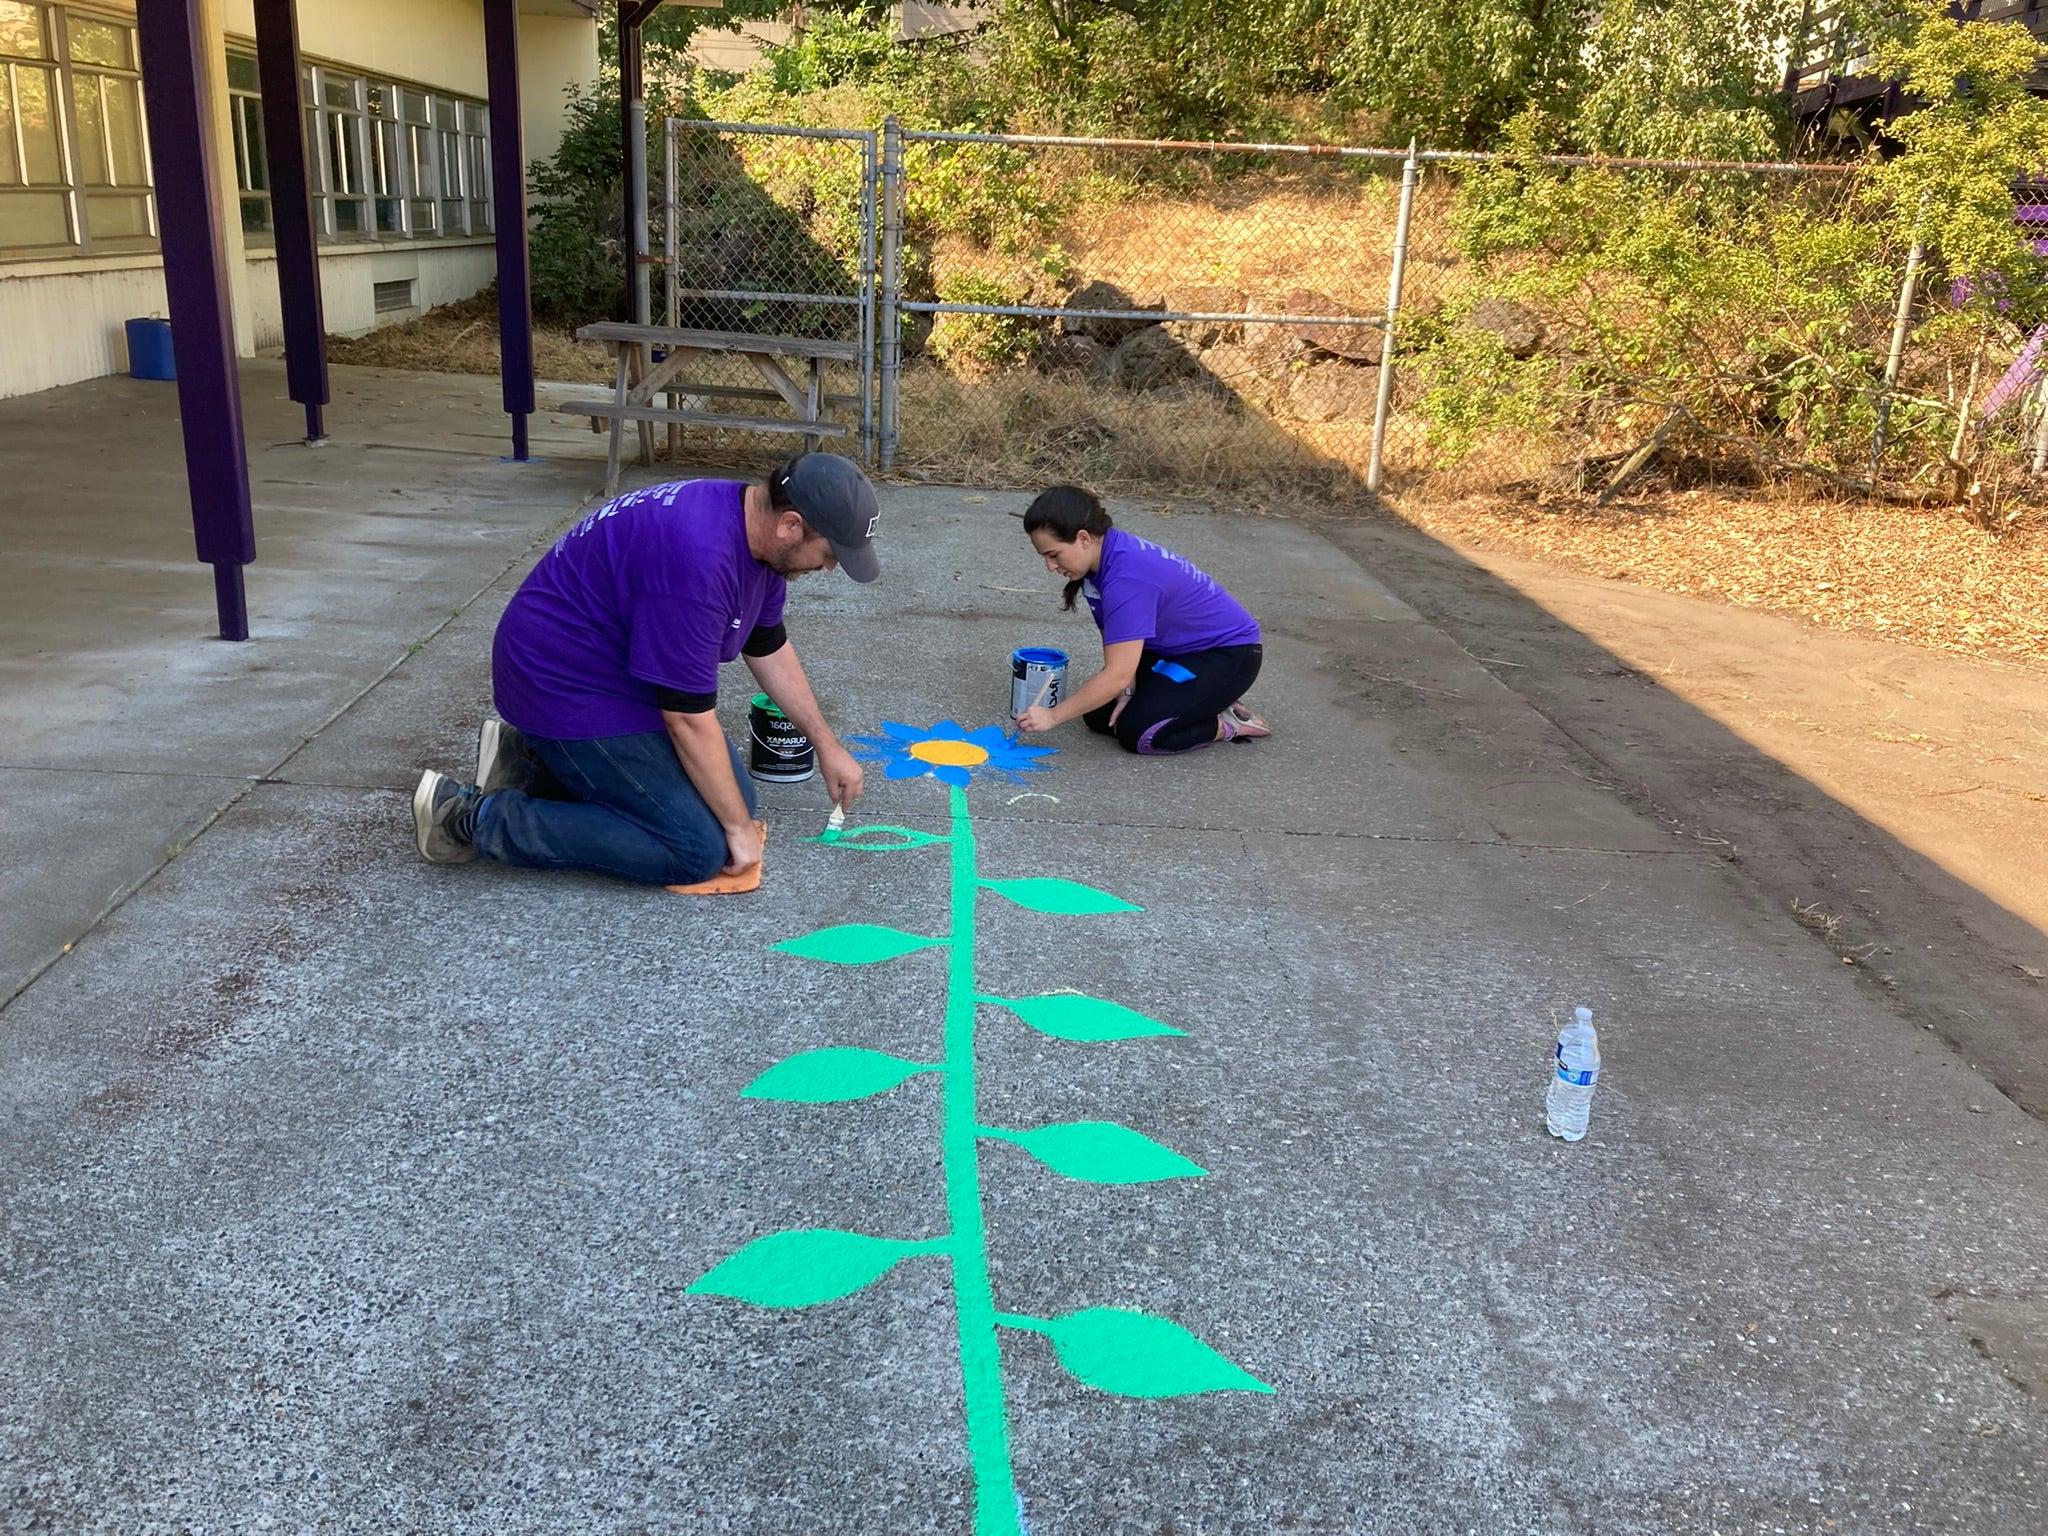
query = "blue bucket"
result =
(125, 317, 175, 381)
(1010, 646, 1069, 717)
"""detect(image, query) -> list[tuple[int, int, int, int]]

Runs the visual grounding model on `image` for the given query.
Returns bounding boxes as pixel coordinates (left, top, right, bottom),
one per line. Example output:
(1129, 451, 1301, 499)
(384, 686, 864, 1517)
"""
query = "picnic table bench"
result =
(555, 322, 863, 495)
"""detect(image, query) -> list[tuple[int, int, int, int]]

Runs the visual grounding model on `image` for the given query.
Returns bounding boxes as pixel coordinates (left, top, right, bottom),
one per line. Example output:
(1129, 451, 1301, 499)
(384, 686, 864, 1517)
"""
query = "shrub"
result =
(528, 77, 694, 322)
(928, 270, 1040, 371)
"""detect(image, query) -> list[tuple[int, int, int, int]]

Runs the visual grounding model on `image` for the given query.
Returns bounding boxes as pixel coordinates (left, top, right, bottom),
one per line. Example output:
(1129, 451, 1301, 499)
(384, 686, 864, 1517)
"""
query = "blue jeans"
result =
(471, 730, 756, 886)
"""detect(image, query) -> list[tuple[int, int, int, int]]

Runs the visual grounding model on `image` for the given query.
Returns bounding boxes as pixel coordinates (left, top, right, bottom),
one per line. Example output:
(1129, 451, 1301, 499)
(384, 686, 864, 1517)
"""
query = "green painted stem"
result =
(942, 783, 1021, 1536)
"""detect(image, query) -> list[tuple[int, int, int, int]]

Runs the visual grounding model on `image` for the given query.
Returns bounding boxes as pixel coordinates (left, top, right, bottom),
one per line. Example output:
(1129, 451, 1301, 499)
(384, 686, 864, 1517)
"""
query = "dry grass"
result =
(1045, 165, 1462, 315)
(893, 365, 1375, 506)
(1391, 482, 2048, 667)
(326, 294, 612, 384)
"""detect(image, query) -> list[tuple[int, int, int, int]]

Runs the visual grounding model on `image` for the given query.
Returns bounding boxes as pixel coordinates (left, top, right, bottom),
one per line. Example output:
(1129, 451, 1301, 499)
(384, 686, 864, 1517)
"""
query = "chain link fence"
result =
(654, 118, 875, 463)
(653, 117, 2046, 517)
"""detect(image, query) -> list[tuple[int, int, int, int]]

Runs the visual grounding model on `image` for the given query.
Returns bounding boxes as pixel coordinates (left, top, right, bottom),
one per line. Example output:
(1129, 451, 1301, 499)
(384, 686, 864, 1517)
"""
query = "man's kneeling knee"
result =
(659, 837, 726, 887)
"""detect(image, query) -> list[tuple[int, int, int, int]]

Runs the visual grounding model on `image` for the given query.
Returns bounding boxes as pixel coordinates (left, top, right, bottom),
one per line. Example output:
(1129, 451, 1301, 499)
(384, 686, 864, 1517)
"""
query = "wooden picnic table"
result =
(557, 322, 862, 495)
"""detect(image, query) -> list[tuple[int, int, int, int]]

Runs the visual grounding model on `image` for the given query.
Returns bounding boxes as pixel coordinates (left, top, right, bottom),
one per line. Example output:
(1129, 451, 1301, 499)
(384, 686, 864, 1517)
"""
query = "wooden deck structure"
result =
(1786, 0, 2048, 130)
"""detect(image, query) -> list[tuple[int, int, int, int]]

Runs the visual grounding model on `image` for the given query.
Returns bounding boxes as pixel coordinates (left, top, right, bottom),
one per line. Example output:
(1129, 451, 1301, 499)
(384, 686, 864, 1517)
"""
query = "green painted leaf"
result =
(770, 924, 941, 965)
(990, 992, 1183, 1042)
(687, 1229, 929, 1308)
(981, 877, 1142, 915)
(742, 1047, 939, 1103)
(1008, 1307, 1273, 1398)
(983, 1119, 1205, 1183)
(818, 823, 947, 851)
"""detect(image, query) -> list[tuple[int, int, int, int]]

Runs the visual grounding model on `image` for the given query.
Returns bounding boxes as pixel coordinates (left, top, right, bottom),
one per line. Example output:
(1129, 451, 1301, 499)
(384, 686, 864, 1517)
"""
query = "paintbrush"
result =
(1006, 670, 1057, 745)
(826, 801, 846, 836)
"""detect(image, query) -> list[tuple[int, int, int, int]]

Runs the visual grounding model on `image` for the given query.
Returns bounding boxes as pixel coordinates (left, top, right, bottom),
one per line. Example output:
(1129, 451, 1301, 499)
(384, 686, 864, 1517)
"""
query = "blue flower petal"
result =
(964, 724, 1012, 750)
(934, 764, 972, 787)
(929, 720, 969, 741)
(879, 721, 926, 743)
(884, 756, 931, 780)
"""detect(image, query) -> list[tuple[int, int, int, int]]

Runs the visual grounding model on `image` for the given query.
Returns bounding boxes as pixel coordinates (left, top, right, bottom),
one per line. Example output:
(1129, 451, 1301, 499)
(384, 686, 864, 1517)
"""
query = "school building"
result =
(0, 0, 602, 400)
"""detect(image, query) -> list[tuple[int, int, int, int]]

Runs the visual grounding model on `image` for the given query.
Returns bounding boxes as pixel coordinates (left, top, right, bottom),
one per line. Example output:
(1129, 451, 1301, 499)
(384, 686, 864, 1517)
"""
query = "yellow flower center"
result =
(908, 739, 990, 768)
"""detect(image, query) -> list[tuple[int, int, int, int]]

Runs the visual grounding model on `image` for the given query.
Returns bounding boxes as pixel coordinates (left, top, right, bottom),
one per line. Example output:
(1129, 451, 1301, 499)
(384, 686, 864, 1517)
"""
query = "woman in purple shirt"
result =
(1014, 485, 1270, 754)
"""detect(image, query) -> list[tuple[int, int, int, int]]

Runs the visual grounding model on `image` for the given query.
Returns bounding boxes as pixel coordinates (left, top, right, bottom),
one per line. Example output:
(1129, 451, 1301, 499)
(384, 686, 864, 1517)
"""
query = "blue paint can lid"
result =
(1012, 646, 1068, 667)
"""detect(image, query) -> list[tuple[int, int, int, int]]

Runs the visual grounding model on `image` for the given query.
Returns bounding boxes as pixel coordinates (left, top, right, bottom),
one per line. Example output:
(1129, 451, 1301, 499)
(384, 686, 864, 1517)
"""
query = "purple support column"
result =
(483, 0, 533, 460)
(134, 0, 256, 641)
(253, 0, 327, 443)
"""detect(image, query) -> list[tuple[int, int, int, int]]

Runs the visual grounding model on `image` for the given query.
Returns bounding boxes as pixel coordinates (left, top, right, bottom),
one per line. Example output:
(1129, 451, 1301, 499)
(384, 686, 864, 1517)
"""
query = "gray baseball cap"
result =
(779, 452, 880, 583)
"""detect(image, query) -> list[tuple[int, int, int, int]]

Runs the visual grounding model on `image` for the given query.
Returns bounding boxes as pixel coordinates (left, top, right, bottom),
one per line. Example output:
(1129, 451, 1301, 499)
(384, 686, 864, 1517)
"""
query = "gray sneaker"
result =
(475, 717, 535, 795)
(411, 770, 479, 863)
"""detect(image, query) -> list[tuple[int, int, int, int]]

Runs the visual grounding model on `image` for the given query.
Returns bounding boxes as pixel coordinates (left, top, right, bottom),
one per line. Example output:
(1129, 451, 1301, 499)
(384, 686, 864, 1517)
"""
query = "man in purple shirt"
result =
(408, 453, 879, 886)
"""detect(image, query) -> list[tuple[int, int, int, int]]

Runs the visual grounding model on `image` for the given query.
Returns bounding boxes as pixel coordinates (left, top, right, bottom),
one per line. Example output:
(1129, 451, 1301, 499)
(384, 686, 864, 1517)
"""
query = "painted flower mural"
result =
(687, 722, 1269, 1535)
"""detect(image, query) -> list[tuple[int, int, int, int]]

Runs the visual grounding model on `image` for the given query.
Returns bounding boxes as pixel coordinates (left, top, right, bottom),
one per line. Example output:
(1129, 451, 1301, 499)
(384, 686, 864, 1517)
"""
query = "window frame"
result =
(225, 48, 268, 239)
(298, 60, 489, 246)
(3, 8, 495, 264)
(0, 0, 156, 260)
(305, 63, 370, 239)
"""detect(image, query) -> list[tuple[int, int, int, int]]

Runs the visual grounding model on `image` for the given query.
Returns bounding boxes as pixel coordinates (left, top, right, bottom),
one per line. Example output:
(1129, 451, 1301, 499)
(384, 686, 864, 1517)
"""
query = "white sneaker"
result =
(475, 718, 535, 795)
(411, 770, 480, 863)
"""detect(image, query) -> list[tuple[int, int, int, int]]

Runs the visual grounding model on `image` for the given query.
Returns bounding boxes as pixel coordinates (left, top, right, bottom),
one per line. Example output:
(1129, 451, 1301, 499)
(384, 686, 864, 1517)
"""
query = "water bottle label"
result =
(1555, 1065, 1597, 1086)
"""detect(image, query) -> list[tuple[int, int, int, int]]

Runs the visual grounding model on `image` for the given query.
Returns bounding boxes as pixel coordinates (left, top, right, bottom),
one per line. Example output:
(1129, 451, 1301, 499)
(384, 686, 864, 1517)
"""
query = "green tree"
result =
(1316, 0, 1596, 147)
(1567, 0, 1801, 159)
(1868, 0, 2048, 323)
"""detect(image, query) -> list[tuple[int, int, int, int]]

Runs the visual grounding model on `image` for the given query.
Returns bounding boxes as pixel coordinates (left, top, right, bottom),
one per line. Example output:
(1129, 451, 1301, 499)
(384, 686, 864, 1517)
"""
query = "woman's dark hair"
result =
(1022, 485, 1113, 611)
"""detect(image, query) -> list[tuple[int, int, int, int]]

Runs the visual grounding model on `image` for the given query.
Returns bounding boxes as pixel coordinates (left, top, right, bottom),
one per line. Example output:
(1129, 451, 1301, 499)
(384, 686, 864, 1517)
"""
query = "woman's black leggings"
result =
(1083, 644, 1263, 756)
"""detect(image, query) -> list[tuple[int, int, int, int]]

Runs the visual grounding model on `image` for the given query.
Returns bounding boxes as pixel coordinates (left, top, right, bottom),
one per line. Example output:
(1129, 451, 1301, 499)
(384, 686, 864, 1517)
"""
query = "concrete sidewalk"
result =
(3, 474, 2045, 1533)
(0, 361, 602, 1006)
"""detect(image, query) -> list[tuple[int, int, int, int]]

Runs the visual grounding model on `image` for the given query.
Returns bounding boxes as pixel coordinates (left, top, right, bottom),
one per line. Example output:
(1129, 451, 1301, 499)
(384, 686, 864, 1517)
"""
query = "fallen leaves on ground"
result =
(1390, 485, 2048, 668)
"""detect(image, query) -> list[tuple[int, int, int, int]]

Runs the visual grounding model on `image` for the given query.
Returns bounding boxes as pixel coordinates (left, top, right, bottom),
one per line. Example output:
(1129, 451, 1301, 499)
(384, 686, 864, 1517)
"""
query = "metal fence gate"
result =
(657, 119, 877, 462)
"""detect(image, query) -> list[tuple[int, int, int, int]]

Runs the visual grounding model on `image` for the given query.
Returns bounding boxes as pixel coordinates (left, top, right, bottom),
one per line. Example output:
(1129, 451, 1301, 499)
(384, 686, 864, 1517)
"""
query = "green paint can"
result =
(748, 693, 816, 783)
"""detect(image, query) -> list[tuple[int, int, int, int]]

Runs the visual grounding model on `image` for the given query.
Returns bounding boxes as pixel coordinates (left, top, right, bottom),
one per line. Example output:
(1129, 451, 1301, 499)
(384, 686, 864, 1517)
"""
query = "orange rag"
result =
(665, 821, 768, 896)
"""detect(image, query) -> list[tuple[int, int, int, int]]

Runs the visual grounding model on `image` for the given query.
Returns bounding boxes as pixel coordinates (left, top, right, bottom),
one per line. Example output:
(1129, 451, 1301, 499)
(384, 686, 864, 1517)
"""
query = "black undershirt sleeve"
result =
(652, 685, 718, 714)
(650, 620, 785, 712)
(742, 622, 788, 658)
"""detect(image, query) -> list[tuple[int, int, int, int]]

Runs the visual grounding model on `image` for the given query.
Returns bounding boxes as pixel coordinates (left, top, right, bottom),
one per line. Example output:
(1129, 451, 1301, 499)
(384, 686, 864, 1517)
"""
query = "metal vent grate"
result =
(372, 279, 415, 314)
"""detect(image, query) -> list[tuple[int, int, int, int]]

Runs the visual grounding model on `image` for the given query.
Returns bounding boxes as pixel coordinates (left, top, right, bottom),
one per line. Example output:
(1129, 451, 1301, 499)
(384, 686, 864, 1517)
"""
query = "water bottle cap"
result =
(1574, 1005, 1593, 1025)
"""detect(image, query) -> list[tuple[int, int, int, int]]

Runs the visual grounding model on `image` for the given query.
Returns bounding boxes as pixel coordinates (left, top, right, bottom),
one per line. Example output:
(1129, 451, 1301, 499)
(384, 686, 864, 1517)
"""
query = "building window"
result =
(433, 96, 463, 234)
(226, 51, 267, 234)
(3, 10, 493, 259)
(65, 9, 150, 240)
(301, 64, 486, 243)
(311, 67, 368, 235)
(462, 101, 490, 234)
(366, 80, 405, 234)
(399, 86, 435, 236)
(0, 0, 154, 256)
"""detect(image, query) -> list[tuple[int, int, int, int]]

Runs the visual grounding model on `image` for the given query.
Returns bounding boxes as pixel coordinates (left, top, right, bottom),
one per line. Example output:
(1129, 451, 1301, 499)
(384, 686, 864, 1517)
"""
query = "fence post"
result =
(879, 115, 904, 474)
(1366, 141, 1420, 495)
(1871, 236, 1924, 473)
(2033, 376, 2048, 476)
(663, 117, 679, 463)
(860, 130, 878, 465)
(663, 119, 677, 328)
(630, 99, 651, 327)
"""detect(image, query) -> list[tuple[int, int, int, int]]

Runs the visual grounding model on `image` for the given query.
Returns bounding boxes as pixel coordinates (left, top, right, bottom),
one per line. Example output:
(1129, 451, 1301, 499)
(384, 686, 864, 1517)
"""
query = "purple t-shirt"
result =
(1083, 527, 1261, 654)
(491, 479, 786, 740)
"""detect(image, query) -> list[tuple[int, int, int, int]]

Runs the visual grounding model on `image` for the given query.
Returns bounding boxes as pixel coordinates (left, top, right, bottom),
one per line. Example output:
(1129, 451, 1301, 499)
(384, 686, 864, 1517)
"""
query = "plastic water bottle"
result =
(1545, 1005, 1600, 1141)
